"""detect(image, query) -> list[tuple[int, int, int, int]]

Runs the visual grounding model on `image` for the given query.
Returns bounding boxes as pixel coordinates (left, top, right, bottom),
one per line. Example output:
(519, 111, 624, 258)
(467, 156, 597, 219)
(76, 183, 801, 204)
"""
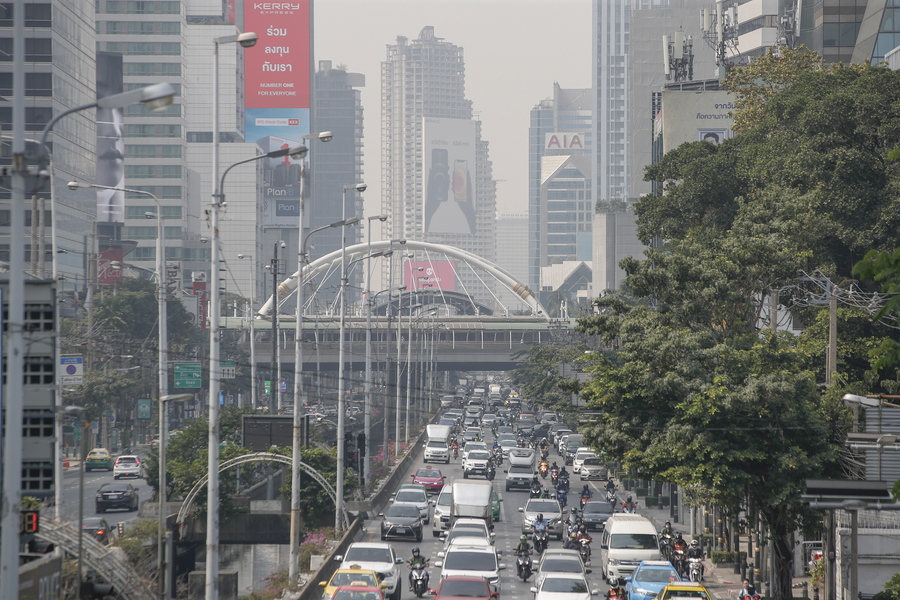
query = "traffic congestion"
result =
(333, 383, 719, 600)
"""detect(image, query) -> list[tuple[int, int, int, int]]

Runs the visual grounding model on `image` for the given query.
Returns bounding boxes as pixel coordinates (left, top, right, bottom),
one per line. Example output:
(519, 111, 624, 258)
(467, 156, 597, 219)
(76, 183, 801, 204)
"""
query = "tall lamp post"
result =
(237, 253, 258, 408)
(0, 79, 175, 600)
(208, 143, 303, 600)
(288, 130, 332, 580)
(363, 214, 388, 483)
(266, 240, 286, 414)
(336, 183, 366, 533)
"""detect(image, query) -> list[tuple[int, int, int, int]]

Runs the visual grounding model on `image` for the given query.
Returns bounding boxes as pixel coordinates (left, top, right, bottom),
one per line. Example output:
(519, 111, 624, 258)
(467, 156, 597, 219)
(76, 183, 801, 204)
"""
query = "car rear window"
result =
(118, 457, 137, 463)
(444, 551, 497, 571)
(395, 490, 425, 503)
(387, 505, 419, 518)
(345, 547, 392, 563)
(636, 568, 679, 583)
(610, 533, 659, 550)
(438, 580, 490, 597)
(540, 558, 582, 573)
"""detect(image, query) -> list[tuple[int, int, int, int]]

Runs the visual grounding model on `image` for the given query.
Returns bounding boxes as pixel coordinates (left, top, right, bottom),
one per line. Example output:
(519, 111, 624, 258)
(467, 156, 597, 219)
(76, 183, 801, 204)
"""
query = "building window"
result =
(0, 3, 51, 27)
(0, 38, 52, 62)
(0, 72, 51, 96)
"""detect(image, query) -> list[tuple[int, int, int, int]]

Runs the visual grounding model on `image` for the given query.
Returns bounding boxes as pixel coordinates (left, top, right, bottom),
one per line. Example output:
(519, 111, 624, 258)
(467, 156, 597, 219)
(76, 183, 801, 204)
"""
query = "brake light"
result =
(123, 491, 132, 497)
(96, 530, 105, 535)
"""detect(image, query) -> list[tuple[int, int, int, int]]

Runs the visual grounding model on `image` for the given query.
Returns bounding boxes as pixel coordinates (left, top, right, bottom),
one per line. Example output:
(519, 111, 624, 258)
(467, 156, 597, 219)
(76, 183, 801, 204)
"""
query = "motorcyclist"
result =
(407, 547, 428, 590)
(660, 521, 674, 537)
(563, 531, 579, 550)
(622, 493, 636, 512)
(581, 484, 593, 500)
(673, 532, 688, 554)
(557, 485, 568, 507)
(515, 534, 533, 555)
(605, 479, 616, 493)
(540, 487, 553, 499)
(532, 513, 549, 534)
(687, 539, 705, 579)
(607, 578, 625, 600)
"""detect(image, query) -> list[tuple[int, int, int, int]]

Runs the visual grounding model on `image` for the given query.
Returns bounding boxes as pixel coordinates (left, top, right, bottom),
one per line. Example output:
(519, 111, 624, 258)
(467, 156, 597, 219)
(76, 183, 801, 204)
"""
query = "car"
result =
(336, 543, 404, 600)
(331, 584, 385, 600)
(580, 501, 614, 531)
(434, 543, 504, 593)
(536, 549, 587, 579)
(320, 567, 384, 600)
(462, 430, 481, 443)
(379, 504, 425, 542)
(624, 560, 683, 600)
(85, 448, 113, 472)
(498, 438, 517, 457)
(82, 517, 111, 545)
(491, 489, 503, 522)
(579, 457, 608, 481)
(530, 573, 596, 600)
(149, 437, 159, 449)
(113, 455, 143, 479)
(440, 519, 495, 550)
(572, 450, 597, 474)
(430, 575, 498, 600)
(432, 488, 452, 536)
(462, 450, 493, 479)
(520, 498, 566, 539)
(463, 441, 488, 459)
(655, 581, 712, 600)
(496, 425, 514, 436)
(392, 485, 430, 519)
(411, 468, 446, 493)
(481, 414, 498, 426)
(95, 482, 139, 513)
(505, 464, 536, 491)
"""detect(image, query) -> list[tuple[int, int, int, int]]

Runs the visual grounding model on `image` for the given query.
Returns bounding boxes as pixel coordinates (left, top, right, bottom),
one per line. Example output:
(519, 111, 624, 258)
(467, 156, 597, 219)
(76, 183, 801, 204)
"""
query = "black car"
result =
(82, 517, 111, 544)
(580, 501, 614, 531)
(379, 503, 425, 542)
(96, 482, 139, 513)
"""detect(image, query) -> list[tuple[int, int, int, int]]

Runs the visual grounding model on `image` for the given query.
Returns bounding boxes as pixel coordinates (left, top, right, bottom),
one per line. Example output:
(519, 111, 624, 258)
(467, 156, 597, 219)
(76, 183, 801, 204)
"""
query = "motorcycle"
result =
(410, 562, 430, 598)
(659, 535, 674, 561)
(530, 485, 543, 499)
(486, 463, 496, 481)
(607, 587, 624, 600)
(539, 461, 549, 479)
(516, 550, 534, 581)
(452, 445, 459, 460)
(580, 494, 591, 509)
(532, 528, 549, 554)
(606, 489, 617, 507)
(688, 557, 703, 582)
(559, 472, 570, 492)
(540, 488, 554, 499)
(672, 547, 687, 577)
(540, 446, 550, 460)
(557, 488, 568, 509)
(621, 501, 637, 514)
(550, 468, 560, 487)
(578, 536, 592, 563)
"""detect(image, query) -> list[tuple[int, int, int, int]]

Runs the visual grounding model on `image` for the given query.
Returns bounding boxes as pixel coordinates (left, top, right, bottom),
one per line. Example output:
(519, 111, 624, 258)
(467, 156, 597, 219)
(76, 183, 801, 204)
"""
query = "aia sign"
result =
(544, 132, 586, 150)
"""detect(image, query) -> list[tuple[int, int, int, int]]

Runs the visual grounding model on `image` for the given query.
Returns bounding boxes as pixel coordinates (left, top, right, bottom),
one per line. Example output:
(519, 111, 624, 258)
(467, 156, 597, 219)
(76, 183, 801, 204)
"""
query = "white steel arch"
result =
(257, 240, 548, 318)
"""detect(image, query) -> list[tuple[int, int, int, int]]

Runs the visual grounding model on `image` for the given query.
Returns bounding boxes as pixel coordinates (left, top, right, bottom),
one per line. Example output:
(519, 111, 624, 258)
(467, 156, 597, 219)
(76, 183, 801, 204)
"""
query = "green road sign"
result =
(221, 360, 236, 379)
(264, 380, 271, 395)
(136, 398, 152, 420)
(174, 362, 202, 388)
(72, 427, 81, 441)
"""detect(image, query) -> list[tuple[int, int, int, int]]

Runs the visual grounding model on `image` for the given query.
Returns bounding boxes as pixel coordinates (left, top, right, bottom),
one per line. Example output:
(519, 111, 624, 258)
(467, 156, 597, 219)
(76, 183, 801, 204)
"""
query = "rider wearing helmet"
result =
(407, 547, 428, 590)
(532, 513, 549, 533)
(605, 479, 616, 493)
(563, 531, 579, 550)
(516, 534, 533, 554)
(673, 532, 688, 553)
(607, 578, 625, 600)
(581, 484, 593, 499)
(687, 539, 705, 578)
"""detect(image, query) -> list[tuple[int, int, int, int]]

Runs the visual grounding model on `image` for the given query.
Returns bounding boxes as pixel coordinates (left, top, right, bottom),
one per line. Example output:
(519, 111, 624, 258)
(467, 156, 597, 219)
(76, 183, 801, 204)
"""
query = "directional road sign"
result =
(174, 362, 202, 388)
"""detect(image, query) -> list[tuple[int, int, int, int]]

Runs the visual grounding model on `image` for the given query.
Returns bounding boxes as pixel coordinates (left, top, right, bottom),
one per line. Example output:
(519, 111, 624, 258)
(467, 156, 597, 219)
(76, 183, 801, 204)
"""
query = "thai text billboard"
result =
(404, 260, 456, 292)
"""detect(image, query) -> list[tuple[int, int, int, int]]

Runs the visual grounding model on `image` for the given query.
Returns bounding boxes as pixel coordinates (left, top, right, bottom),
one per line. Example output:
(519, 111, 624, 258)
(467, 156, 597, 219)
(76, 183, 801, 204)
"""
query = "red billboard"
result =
(404, 261, 456, 292)
(243, 0, 311, 144)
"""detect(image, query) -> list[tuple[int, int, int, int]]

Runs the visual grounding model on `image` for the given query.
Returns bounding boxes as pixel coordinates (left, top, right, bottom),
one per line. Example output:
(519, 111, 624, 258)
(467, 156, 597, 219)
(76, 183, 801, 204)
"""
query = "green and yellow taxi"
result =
(85, 448, 113, 472)
(319, 566, 384, 600)
(656, 581, 712, 600)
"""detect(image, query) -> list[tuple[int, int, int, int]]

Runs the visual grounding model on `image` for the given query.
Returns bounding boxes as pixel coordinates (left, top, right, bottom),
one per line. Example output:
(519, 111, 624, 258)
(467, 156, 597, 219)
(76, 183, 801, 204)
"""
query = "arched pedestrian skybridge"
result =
(257, 240, 548, 320)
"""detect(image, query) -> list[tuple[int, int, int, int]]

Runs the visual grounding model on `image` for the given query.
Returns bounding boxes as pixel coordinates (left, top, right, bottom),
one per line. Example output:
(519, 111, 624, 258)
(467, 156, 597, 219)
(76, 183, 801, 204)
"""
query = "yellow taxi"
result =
(319, 566, 385, 600)
(657, 581, 712, 600)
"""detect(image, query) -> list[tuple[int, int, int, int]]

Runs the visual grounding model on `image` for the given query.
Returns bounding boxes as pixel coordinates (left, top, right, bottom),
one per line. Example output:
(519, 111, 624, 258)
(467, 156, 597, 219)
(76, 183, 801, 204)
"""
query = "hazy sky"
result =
(314, 0, 592, 220)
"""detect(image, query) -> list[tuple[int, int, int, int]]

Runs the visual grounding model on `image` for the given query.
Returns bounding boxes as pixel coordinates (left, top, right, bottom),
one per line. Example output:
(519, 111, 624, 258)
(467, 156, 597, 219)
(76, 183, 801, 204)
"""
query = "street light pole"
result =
(268, 240, 285, 415)
(238, 253, 257, 408)
(364, 214, 388, 484)
(336, 183, 366, 533)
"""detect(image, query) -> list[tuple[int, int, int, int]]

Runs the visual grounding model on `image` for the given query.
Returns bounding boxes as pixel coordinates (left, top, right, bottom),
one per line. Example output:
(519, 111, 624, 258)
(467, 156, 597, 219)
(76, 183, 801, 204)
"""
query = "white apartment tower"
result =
(381, 26, 497, 279)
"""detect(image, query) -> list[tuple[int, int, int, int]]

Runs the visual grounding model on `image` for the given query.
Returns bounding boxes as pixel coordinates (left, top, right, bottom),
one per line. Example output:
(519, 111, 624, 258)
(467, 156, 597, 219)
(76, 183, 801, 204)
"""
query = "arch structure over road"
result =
(256, 240, 549, 320)
(176, 452, 349, 531)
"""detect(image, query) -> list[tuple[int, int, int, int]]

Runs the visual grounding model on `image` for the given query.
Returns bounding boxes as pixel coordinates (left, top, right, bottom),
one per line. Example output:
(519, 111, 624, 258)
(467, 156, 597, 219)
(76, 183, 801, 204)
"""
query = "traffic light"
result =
(20, 510, 39, 534)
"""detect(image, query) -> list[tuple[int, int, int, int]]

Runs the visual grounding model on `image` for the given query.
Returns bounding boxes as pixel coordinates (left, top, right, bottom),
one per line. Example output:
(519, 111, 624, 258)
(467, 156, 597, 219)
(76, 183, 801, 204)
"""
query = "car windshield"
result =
(583, 504, 613, 516)
(117, 456, 137, 463)
(542, 578, 589, 593)
(345, 547, 393, 563)
(610, 534, 660, 550)
(99, 484, 129, 492)
(468, 451, 490, 460)
(575, 453, 595, 461)
(417, 470, 441, 478)
(438, 580, 490, 597)
(527, 500, 560, 513)
(437, 491, 451, 508)
(509, 466, 533, 474)
(88, 451, 106, 458)
(395, 491, 425, 503)
(387, 505, 420, 518)
(636, 568, 679, 583)
(444, 551, 497, 571)
(330, 572, 378, 587)
(540, 559, 583, 573)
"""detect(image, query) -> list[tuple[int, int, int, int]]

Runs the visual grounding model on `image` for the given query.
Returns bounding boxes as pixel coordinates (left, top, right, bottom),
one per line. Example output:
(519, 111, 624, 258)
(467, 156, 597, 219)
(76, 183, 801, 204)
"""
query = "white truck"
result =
(449, 480, 494, 529)
(489, 383, 501, 395)
(424, 424, 453, 464)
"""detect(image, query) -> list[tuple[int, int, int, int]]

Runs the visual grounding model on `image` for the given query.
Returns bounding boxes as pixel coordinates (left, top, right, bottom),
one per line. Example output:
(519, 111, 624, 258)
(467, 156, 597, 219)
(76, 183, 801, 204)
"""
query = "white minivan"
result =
(598, 514, 662, 582)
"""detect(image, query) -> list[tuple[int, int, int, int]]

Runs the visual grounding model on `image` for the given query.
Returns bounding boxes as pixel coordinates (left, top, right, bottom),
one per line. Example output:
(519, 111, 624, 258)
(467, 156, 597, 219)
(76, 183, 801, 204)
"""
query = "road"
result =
(355, 428, 616, 600)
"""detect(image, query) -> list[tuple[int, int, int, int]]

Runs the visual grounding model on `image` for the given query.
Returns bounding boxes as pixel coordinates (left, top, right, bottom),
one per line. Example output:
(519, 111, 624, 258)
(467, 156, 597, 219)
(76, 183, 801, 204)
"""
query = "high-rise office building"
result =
(381, 26, 497, 298)
(528, 85, 592, 289)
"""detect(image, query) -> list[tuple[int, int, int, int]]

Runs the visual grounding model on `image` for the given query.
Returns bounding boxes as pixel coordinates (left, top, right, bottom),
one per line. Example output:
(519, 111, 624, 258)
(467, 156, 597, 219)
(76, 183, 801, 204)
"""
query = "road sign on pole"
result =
(60, 355, 84, 385)
(174, 362, 202, 388)
(221, 360, 236, 379)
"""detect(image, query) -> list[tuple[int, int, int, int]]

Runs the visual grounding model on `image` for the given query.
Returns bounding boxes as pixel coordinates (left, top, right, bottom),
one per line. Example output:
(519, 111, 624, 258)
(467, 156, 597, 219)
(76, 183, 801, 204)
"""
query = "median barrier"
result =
(296, 517, 363, 600)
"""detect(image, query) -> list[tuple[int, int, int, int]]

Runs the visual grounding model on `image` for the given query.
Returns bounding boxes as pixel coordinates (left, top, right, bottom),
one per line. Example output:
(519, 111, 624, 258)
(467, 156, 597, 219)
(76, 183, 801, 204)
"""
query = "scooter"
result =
(539, 461, 549, 479)
(532, 528, 549, 554)
(557, 488, 568, 509)
(452, 445, 459, 460)
(621, 500, 637, 514)
(606, 489, 616, 507)
(517, 550, 534, 581)
(578, 537, 592, 563)
(410, 562, 430, 598)
(530, 486, 543, 499)
(580, 494, 591, 509)
(550, 468, 559, 487)
(688, 557, 703, 582)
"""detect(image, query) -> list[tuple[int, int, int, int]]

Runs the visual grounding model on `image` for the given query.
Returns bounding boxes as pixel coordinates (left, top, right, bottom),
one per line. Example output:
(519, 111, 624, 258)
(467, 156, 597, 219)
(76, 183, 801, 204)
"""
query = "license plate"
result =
(105, 494, 121, 499)
(396, 527, 407, 533)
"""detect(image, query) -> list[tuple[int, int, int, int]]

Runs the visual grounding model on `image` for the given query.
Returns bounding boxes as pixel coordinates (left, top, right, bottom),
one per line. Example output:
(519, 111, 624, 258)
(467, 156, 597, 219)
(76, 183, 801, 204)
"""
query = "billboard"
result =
(423, 117, 477, 234)
(95, 51, 125, 223)
(257, 135, 308, 228)
(659, 90, 735, 153)
(544, 132, 587, 151)
(404, 260, 456, 292)
(243, 0, 311, 145)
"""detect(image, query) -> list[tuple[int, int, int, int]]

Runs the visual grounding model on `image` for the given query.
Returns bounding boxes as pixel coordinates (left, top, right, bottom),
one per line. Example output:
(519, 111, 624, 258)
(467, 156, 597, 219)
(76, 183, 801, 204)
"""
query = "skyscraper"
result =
(381, 26, 497, 295)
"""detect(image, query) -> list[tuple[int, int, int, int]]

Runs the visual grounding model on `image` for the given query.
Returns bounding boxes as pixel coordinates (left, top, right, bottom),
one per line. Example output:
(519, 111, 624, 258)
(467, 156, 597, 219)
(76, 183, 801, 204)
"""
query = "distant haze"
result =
(315, 0, 592, 223)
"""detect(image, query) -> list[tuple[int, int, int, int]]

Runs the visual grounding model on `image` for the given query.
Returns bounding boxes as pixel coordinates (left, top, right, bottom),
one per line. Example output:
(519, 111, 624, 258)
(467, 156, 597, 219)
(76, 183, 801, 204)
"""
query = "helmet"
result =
(665, 521, 671, 526)
(583, 484, 589, 491)
(691, 540, 699, 547)
(626, 493, 633, 501)
(521, 534, 528, 542)
(675, 533, 683, 540)
(570, 532, 578, 540)
(610, 578, 623, 588)
(412, 547, 420, 557)
(537, 514, 544, 521)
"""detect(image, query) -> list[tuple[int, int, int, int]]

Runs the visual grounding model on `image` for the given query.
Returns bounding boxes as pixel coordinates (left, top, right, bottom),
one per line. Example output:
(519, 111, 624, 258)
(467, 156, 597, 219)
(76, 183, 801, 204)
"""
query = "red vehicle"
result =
(410, 468, 447, 493)
(429, 576, 498, 600)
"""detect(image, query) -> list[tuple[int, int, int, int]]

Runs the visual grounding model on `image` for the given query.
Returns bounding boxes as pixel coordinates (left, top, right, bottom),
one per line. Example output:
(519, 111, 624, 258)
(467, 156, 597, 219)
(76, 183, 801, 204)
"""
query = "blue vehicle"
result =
(624, 560, 683, 600)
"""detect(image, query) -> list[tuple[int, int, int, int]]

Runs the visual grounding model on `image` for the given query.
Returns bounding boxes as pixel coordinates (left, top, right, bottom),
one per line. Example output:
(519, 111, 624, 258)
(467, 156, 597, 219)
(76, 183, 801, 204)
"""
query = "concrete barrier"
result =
(297, 517, 364, 600)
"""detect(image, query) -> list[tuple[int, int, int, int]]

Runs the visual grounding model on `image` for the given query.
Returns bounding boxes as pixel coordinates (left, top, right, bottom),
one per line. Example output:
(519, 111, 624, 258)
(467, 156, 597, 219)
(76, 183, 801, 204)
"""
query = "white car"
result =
(537, 549, 587, 580)
(434, 542, 505, 593)
(391, 485, 430, 519)
(572, 449, 597, 474)
(530, 573, 597, 600)
(113, 455, 143, 479)
(463, 441, 488, 460)
(336, 543, 404, 600)
(462, 450, 493, 479)
(432, 488, 452, 537)
(440, 518, 495, 550)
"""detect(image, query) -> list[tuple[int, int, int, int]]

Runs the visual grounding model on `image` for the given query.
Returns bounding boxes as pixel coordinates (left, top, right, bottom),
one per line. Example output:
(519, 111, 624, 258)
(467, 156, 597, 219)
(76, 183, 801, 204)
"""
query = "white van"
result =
(598, 514, 661, 581)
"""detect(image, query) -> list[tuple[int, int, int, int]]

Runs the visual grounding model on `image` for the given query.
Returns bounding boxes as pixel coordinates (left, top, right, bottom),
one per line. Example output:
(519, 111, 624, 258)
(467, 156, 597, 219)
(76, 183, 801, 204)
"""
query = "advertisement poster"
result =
(423, 117, 477, 234)
(404, 260, 456, 292)
(243, 0, 311, 145)
(95, 51, 125, 223)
